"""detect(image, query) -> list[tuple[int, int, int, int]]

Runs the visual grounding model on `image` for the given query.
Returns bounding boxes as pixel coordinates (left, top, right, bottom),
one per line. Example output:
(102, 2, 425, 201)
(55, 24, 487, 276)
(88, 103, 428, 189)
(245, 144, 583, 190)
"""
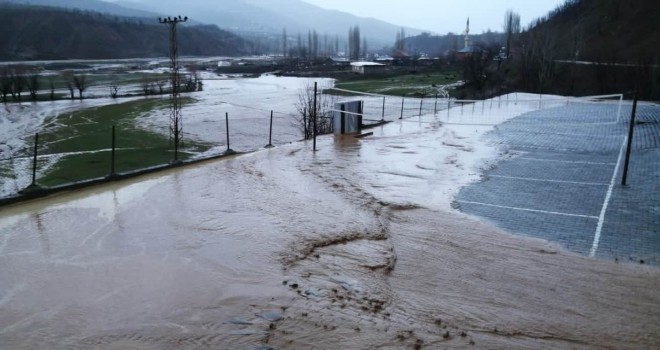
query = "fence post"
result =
(225, 112, 234, 155)
(418, 97, 423, 117)
(400, 98, 404, 119)
(621, 96, 638, 185)
(313, 82, 317, 152)
(434, 93, 438, 115)
(381, 96, 386, 121)
(30, 132, 39, 187)
(303, 107, 308, 139)
(110, 125, 116, 177)
(266, 110, 274, 148)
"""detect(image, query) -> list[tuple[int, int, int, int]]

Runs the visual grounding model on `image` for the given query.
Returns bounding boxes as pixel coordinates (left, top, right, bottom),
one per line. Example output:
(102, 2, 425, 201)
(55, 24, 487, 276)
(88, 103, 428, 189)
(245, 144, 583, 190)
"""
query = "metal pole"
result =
(225, 112, 234, 154)
(418, 97, 423, 117)
(266, 110, 274, 148)
(313, 82, 317, 152)
(31, 132, 39, 187)
(110, 125, 116, 176)
(621, 96, 638, 186)
(381, 96, 386, 121)
(159, 15, 188, 163)
(400, 98, 404, 119)
(434, 93, 438, 114)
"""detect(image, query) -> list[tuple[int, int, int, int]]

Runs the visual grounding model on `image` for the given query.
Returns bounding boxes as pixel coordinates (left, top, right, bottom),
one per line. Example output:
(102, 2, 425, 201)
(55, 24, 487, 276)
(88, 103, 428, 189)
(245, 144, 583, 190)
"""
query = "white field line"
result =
(517, 157, 616, 166)
(489, 175, 609, 186)
(457, 200, 599, 219)
(3, 148, 137, 161)
(589, 137, 628, 257)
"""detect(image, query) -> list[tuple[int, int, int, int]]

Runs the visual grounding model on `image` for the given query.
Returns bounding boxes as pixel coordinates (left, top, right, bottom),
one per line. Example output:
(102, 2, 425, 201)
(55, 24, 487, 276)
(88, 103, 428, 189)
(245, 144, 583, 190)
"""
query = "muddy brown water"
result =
(0, 117, 658, 349)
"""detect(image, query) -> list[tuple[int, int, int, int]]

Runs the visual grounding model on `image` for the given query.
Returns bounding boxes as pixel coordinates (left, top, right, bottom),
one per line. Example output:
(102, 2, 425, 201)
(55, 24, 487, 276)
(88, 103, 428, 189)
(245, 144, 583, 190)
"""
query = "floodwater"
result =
(1, 96, 659, 349)
(0, 74, 333, 197)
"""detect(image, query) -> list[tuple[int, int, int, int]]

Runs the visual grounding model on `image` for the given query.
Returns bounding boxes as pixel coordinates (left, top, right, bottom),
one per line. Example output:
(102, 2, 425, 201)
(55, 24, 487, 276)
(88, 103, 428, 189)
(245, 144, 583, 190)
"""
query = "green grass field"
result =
(329, 71, 461, 97)
(29, 97, 210, 187)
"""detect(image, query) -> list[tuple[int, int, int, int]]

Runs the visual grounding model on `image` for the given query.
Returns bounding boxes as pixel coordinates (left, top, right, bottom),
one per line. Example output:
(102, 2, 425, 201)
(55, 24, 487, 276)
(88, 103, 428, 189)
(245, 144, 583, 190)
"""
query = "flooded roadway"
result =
(1, 98, 659, 349)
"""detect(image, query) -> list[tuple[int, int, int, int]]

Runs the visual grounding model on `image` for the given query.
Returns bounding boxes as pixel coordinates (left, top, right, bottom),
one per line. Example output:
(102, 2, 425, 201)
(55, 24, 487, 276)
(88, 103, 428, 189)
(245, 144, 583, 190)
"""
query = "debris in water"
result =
(257, 311, 283, 322)
(228, 317, 253, 325)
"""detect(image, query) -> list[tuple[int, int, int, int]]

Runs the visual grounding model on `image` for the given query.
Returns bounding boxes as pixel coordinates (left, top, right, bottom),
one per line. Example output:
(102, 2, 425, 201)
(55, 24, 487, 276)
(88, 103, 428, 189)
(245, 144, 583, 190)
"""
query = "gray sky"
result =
(301, 0, 566, 34)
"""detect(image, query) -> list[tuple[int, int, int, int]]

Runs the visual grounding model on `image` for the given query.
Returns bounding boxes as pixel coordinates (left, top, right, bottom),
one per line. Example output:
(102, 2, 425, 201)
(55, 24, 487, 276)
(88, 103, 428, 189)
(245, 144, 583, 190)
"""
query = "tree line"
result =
(0, 66, 203, 103)
(0, 67, 89, 102)
(280, 24, 368, 61)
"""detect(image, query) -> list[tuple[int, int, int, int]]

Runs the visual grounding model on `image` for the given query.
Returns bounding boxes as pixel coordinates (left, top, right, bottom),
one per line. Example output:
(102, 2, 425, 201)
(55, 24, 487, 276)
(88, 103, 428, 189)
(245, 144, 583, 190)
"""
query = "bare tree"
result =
(73, 74, 87, 99)
(282, 27, 288, 57)
(48, 76, 56, 100)
(503, 10, 521, 59)
(156, 80, 166, 94)
(141, 75, 156, 95)
(10, 66, 27, 102)
(62, 71, 75, 99)
(348, 26, 361, 60)
(531, 27, 556, 94)
(26, 70, 40, 101)
(110, 84, 120, 98)
(394, 27, 407, 52)
(0, 68, 11, 103)
(295, 83, 335, 139)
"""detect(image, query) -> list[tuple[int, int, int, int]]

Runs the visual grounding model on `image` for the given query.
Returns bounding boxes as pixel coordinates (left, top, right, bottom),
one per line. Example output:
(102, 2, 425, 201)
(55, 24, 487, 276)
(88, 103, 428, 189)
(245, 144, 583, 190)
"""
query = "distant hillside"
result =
(469, 0, 660, 100)
(0, 5, 254, 60)
(527, 0, 660, 62)
(1, 0, 159, 19)
(115, 0, 424, 48)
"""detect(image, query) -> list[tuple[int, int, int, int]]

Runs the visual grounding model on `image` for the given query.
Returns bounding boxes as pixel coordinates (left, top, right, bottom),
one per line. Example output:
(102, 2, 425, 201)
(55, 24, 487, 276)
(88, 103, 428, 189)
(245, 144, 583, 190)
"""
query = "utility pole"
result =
(159, 15, 188, 163)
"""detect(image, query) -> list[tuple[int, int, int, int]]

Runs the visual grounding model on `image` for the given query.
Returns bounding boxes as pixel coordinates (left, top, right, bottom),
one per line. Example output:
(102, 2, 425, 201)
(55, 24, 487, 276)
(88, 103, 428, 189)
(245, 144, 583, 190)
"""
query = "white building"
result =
(350, 61, 386, 75)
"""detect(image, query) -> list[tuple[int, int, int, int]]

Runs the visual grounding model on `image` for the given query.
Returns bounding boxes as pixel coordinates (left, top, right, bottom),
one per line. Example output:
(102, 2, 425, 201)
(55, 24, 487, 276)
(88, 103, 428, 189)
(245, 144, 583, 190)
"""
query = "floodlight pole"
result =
(159, 15, 188, 163)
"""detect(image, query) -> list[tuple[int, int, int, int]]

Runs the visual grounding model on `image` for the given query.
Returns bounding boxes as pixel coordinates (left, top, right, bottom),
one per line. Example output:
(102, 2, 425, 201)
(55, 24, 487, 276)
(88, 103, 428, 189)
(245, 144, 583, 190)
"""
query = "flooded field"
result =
(1, 96, 658, 349)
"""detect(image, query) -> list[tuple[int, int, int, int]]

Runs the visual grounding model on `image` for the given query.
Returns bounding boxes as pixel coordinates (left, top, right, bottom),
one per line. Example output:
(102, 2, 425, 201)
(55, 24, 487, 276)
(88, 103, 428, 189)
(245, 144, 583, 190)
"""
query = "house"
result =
(350, 61, 386, 75)
(456, 45, 482, 60)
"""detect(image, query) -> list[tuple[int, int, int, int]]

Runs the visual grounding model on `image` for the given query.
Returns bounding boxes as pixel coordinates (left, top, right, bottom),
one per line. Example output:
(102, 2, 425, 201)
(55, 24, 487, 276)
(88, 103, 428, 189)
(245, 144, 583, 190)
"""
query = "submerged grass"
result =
(29, 97, 210, 187)
(330, 71, 461, 97)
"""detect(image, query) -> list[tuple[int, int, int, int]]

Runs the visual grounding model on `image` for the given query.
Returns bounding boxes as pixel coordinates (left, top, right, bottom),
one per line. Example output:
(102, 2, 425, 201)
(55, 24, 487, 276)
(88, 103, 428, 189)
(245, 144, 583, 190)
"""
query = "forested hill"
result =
(0, 4, 254, 61)
(528, 0, 660, 63)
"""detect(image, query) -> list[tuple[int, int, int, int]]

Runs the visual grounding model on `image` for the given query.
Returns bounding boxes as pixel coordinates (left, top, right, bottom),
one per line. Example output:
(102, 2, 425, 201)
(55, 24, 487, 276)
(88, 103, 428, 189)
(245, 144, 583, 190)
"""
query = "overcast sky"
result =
(301, 0, 566, 34)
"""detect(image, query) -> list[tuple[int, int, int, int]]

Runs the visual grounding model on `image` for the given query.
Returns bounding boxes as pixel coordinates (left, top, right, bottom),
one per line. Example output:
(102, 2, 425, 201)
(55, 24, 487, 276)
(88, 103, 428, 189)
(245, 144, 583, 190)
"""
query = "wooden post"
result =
(110, 125, 116, 176)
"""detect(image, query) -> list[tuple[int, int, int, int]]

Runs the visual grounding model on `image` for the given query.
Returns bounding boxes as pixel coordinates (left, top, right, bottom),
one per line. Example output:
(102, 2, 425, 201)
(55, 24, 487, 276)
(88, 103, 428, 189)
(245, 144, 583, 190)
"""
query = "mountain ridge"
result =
(0, 4, 254, 61)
